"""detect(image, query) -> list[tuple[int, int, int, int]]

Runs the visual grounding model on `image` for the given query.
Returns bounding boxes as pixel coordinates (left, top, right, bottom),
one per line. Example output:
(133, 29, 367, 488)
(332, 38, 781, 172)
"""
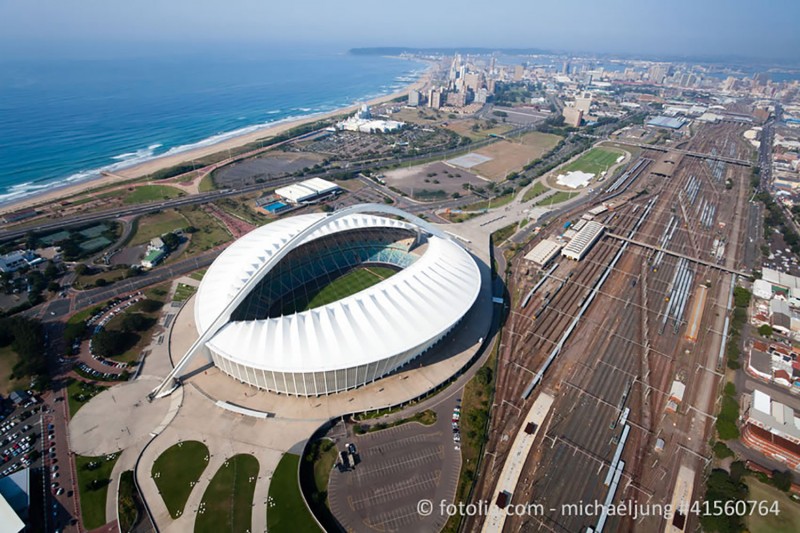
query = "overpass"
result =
(605, 233, 749, 276)
(611, 140, 754, 167)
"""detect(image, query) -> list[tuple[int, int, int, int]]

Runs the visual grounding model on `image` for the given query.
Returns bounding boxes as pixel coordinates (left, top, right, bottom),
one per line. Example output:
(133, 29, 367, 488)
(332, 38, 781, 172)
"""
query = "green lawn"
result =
(746, 478, 800, 533)
(123, 185, 185, 205)
(198, 174, 216, 192)
(173, 283, 197, 302)
(0, 345, 24, 396)
(195, 454, 259, 533)
(283, 266, 397, 314)
(130, 210, 188, 246)
(465, 192, 515, 211)
(66, 379, 107, 418)
(179, 207, 232, 255)
(492, 222, 519, 244)
(75, 453, 120, 529)
(268, 453, 322, 533)
(102, 289, 168, 363)
(559, 147, 622, 177)
(118, 471, 138, 533)
(151, 441, 210, 518)
(534, 191, 579, 207)
(189, 269, 207, 281)
(522, 182, 550, 203)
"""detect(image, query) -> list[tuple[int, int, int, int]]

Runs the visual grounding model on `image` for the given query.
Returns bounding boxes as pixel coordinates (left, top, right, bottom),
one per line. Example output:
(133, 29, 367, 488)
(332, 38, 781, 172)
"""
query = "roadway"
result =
(0, 122, 538, 244)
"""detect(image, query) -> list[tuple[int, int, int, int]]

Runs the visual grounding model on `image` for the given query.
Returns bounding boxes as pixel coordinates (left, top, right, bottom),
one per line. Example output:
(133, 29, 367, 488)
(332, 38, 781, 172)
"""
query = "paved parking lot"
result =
(328, 397, 461, 532)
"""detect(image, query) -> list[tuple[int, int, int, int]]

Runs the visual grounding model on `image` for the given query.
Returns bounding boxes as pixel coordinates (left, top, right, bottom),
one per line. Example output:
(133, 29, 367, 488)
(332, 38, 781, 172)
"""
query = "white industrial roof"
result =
(195, 213, 481, 373)
(275, 183, 316, 203)
(750, 389, 800, 441)
(302, 177, 339, 195)
(762, 267, 800, 290)
(563, 221, 604, 259)
(524, 239, 562, 266)
(753, 279, 773, 299)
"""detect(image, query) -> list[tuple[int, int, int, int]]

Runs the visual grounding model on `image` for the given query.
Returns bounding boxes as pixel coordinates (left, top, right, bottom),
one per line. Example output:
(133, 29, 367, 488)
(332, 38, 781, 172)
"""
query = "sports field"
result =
(559, 148, 622, 177)
(746, 478, 800, 533)
(472, 132, 562, 181)
(282, 266, 397, 314)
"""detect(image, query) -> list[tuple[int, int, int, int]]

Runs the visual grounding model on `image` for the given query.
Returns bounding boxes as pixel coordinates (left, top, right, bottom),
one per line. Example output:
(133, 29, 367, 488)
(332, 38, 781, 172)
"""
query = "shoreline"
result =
(0, 61, 433, 216)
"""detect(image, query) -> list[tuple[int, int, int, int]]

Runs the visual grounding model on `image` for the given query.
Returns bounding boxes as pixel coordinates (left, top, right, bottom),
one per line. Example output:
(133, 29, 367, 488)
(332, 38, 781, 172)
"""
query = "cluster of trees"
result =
(0, 316, 47, 386)
(91, 300, 161, 358)
(759, 191, 800, 256)
(492, 82, 535, 106)
(700, 461, 793, 533)
(715, 381, 740, 441)
(726, 287, 751, 370)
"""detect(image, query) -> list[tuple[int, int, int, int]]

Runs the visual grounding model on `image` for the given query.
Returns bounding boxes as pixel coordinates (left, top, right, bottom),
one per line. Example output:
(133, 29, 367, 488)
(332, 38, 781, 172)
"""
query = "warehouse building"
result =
(524, 239, 562, 267)
(562, 221, 604, 261)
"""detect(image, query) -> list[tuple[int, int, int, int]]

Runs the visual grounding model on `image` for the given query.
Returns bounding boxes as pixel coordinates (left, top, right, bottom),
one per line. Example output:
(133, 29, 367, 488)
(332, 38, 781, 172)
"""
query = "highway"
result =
(0, 122, 541, 244)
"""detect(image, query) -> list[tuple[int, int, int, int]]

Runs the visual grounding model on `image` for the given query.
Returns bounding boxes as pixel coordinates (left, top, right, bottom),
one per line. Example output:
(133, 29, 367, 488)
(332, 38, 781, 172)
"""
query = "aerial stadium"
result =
(152, 204, 482, 398)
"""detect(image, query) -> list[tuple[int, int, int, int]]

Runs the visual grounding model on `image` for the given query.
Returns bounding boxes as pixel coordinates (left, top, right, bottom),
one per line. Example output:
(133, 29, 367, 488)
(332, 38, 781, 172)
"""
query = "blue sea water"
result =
(0, 49, 426, 205)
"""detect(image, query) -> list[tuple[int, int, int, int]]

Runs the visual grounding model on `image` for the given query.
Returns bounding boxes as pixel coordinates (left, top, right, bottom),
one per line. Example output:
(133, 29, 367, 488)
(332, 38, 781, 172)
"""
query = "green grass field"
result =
(130, 210, 188, 246)
(152, 441, 209, 518)
(123, 185, 185, 205)
(75, 453, 119, 529)
(465, 192, 515, 212)
(559, 147, 622, 177)
(522, 182, 550, 203)
(179, 207, 232, 255)
(195, 454, 259, 533)
(268, 453, 322, 533)
(66, 379, 107, 418)
(198, 174, 216, 192)
(189, 269, 207, 281)
(173, 283, 197, 302)
(0, 345, 24, 396)
(746, 478, 800, 533)
(283, 266, 397, 314)
(534, 191, 579, 207)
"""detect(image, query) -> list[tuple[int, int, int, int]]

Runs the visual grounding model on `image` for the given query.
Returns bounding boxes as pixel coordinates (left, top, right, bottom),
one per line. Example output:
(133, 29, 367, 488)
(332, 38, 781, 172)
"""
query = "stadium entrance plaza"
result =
(68, 236, 494, 531)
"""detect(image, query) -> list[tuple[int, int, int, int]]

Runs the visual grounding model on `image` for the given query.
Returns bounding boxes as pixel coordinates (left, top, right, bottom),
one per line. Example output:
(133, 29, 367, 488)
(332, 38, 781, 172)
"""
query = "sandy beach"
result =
(0, 65, 432, 216)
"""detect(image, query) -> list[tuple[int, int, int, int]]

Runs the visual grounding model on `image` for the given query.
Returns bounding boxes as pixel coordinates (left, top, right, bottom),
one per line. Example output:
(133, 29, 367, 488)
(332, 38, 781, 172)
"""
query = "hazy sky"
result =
(1, 0, 798, 61)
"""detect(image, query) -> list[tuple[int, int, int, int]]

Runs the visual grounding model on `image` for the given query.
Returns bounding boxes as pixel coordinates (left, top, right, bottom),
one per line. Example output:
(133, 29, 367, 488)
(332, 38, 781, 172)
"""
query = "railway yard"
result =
(470, 121, 757, 532)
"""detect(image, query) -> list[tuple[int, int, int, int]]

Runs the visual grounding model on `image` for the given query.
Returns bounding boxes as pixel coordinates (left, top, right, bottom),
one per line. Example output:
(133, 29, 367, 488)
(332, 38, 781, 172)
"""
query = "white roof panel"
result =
(195, 213, 481, 373)
(753, 389, 771, 414)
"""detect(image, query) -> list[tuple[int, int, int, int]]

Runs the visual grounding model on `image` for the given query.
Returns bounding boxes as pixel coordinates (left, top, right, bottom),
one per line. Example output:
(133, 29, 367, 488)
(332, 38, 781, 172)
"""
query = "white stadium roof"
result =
(194, 212, 481, 374)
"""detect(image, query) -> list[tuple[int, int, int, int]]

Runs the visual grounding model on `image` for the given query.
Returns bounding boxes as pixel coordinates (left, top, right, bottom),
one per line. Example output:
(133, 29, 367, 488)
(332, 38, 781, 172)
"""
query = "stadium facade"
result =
(153, 204, 481, 398)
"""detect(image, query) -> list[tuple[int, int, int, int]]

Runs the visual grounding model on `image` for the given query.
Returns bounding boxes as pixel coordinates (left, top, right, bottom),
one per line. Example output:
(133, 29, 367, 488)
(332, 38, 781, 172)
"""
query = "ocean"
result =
(0, 49, 426, 205)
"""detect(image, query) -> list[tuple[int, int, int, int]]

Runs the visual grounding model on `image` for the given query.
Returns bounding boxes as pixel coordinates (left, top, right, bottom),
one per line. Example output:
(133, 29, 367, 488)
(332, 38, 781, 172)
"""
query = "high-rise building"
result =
(648, 64, 669, 84)
(464, 72, 482, 92)
(474, 88, 490, 104)
(429, 88, 442, 109)
(447, 90, 468, 107)
(575, 95, 592, 114)
(562, 61, 570, 74)
(563, 106, 583, 127)
(514, 65, 525, 81)
(408, 90, 420, 107)
(487, 78, 496, 94)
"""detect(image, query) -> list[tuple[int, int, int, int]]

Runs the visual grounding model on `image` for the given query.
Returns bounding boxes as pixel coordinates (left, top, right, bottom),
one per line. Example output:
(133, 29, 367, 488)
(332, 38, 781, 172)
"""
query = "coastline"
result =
(0, 64, 431, 217)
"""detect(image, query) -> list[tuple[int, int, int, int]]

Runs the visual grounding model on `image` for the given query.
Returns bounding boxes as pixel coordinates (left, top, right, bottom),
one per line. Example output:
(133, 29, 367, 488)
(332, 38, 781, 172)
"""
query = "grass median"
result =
(151, 441, 209, 518)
